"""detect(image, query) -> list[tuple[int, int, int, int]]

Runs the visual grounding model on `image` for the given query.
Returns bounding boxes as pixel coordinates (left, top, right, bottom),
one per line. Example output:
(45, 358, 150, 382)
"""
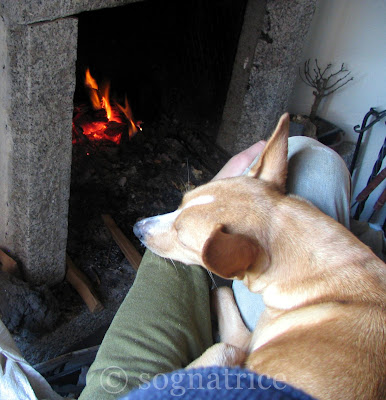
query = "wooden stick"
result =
(102, 214, 142, 270)
(65, 254, 103, 313)
(0, 249, 19, 275)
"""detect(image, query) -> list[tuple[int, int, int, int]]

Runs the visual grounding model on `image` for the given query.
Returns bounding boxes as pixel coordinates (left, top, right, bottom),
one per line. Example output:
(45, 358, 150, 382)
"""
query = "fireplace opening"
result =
(69, 0, 247, 258)
(69, 0, 248, 243)
(68, 0, 247, 276)
(60, 0, 247, 359)
(74, 0, 247, 132)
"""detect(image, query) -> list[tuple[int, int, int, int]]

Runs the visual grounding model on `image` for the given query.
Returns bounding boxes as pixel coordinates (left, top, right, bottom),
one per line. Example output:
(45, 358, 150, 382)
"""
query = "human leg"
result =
(233, 136, 352, 331)
(285, 136, 351, 229)
(79, 250, 212, 399)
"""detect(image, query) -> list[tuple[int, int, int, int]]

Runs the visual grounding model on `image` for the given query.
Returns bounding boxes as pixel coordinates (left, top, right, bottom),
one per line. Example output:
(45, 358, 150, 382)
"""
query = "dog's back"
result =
(248, 290, 385, 399)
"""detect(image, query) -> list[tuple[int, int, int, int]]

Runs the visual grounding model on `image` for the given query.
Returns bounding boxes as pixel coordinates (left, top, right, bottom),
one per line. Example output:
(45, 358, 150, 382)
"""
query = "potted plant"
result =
(293, 59, 354, 146)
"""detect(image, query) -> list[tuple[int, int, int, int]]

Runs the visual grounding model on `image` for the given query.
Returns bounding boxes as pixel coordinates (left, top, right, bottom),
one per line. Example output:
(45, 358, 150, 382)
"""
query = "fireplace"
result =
(0, 0, 316, 361)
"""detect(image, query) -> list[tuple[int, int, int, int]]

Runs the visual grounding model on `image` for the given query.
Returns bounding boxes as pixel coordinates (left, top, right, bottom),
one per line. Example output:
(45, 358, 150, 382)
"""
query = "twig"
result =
(102, 214, 142, 271)
(0, 249, 19, 275)
(66, 254, 104, 313)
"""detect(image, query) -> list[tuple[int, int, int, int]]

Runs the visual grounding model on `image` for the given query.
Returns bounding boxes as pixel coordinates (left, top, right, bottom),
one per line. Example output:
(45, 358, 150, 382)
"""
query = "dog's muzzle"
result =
(133, 215, 163, 244)
(134, 209, 181, 247)
(133, 219, 148, 243)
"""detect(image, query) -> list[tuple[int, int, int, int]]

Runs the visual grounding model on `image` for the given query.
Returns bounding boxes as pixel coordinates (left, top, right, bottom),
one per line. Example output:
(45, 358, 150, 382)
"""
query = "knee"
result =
(287, 136, 350, 186)
(289, 137, 348, 170)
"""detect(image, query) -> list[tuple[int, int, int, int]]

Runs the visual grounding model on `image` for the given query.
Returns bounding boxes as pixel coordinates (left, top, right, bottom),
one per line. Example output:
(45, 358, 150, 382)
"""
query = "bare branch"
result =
(299, 67, 315, 87)
(298, 59, 354, 120)
(313, 67, 320, 80)
(326, 63, 349, 82)
(323, 77, 354, 97)
(315, 58, 322, 78)
(305, 60, 318, 86)
(320, 63, 332, 78)
(299, 59, 317, 87)
(325, 71, 352, 90)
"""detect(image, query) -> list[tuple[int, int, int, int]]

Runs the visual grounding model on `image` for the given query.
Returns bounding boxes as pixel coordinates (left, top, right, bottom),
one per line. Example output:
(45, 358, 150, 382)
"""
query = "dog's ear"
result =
(247, 113, 289, 192)
(202, 224, 259, 279)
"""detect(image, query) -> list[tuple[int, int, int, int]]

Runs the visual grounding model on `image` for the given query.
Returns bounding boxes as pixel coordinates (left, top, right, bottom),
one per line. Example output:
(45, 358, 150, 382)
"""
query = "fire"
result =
(117, 96, 142, 137)
(72, 68, 142, 144)
(84, 68, 100, 110)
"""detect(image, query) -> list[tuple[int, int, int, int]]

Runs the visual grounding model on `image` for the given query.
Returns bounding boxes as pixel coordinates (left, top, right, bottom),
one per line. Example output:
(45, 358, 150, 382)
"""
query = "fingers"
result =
(212, 140, 266, 181)
(241, 141, 267, 161)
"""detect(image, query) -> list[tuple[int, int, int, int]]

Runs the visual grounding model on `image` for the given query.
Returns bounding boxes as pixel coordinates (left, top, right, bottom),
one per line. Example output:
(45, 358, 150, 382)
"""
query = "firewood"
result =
(102, 214, 142, 270)
(0, 249, 19, 275)
(73, 106, 108, 126)
(65, 254, 103, 313)
(104, 121, 127, 137)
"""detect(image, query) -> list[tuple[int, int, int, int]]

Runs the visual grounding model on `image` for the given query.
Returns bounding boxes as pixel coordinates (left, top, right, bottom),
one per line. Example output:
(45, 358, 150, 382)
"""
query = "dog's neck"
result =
(243, 195, 384, 311)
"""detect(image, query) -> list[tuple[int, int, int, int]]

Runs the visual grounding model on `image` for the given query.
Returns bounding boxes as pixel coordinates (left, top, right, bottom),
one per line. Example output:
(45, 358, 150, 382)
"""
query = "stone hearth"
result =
(0, 0, 316, 286)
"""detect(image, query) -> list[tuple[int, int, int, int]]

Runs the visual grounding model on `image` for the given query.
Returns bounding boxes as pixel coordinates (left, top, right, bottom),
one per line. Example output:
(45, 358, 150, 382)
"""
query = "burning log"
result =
(102, 214, 142, 271)
(72, 68, 141, 145)
(65, 254, 104, 313)
(103, 120, 128, 139)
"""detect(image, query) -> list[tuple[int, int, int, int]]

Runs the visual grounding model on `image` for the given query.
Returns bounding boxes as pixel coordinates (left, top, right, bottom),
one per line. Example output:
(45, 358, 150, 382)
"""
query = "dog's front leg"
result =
(186, 287, 251, 370)
(212, 286, 251, 351)
(186, 342, 247, 369)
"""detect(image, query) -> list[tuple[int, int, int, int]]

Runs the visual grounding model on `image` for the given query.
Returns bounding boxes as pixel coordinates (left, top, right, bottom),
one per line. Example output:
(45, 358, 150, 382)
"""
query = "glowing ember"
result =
(72, 68, 142, 144)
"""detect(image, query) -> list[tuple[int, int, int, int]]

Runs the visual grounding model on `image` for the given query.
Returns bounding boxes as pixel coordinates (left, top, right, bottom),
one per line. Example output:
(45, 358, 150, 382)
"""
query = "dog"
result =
(133, 113, 385, 400)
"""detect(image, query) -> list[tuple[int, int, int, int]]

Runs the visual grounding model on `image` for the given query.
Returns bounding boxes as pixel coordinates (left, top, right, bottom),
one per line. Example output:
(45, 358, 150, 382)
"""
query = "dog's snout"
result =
(133, 219, 149, 242)
(133, 217, 157, 243)
(133, 221, 142, 240)
(133, 210, 181, 251)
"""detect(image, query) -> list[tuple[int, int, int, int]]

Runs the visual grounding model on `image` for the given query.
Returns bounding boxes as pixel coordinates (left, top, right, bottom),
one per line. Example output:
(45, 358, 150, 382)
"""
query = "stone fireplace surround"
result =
(0, 0, 316, 286)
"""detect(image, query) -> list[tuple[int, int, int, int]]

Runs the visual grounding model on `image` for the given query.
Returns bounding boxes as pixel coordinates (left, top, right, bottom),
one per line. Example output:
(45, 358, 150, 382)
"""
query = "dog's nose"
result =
(133, 221, 144, 241)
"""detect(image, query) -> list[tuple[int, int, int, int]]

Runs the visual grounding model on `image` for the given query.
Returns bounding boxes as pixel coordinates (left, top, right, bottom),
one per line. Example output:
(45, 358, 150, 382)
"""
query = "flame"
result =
(85, 68, 101, 110)
(117, 96, 143, 137)
(100, 82, 114, 121)
(73, 69, 141, 144)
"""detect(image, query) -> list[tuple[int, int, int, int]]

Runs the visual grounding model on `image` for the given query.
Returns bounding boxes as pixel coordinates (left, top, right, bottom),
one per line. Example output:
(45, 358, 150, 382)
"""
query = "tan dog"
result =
(133, 114, 386, 400)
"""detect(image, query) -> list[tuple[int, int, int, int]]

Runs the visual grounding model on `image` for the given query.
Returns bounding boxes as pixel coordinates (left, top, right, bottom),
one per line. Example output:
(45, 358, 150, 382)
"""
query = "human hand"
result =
(212, 141, 266, 181)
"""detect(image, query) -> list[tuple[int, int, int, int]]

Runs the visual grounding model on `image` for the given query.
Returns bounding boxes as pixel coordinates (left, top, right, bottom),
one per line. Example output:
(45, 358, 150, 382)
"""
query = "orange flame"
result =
(100, 82, 114, 121)
(117, 95, 143, 137)
(73, 69, 141, 144)
(85, 68, 101, 110)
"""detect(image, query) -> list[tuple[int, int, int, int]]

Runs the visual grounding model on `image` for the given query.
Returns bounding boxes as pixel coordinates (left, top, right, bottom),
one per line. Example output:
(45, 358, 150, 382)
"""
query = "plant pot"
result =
(290, 114, 344, 148)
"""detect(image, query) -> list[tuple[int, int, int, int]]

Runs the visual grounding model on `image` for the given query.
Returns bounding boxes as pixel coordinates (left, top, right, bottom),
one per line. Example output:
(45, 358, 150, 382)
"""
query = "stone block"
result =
(217, 0, 317, 154)
(0, 18, 78, 284)
(0, 0, 140, 25)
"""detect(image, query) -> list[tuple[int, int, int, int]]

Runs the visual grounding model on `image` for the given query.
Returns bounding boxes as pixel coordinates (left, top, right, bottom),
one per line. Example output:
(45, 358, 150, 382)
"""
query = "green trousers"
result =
(79, 250, 212, 399)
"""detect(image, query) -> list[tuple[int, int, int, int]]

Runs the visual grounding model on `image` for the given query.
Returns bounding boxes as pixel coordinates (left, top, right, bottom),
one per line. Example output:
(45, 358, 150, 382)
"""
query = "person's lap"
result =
(79, 251, 213, 398)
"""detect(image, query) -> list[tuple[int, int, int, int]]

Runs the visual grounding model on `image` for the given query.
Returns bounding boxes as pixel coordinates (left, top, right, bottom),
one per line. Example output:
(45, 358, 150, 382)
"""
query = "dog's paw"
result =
(186, 343, 247, 369)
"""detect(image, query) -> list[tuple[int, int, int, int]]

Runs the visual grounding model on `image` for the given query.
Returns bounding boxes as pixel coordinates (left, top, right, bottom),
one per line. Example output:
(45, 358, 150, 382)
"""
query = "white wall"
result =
(289, 0, 386, 228)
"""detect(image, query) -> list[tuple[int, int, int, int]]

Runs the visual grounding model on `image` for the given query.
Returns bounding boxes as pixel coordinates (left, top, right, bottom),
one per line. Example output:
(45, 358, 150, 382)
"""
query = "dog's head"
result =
(134, 113, 289, 282)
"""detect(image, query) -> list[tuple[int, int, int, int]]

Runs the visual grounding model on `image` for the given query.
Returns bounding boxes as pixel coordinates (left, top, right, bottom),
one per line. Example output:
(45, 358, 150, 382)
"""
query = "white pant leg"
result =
(285, 137, 351, 229)
(233, 137, 352, 331)
(0, 319, 63, 400)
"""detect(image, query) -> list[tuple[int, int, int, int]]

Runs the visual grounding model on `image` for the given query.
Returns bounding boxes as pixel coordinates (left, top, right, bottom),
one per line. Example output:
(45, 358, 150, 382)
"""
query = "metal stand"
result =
(350, 108, 386, 225)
